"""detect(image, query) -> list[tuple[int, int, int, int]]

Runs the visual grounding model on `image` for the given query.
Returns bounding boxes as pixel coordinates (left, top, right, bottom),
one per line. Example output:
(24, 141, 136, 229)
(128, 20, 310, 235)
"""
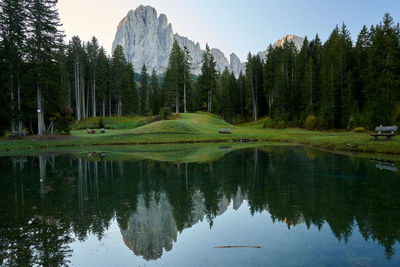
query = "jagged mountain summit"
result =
(112, 5, 304, 77)
(112, 5, 244, 77)
(257, 34, 305, 60)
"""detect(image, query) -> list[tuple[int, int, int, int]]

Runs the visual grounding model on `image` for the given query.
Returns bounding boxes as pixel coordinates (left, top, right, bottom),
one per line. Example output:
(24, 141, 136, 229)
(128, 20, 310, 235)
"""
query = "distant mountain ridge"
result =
(112, 5, 304, 77)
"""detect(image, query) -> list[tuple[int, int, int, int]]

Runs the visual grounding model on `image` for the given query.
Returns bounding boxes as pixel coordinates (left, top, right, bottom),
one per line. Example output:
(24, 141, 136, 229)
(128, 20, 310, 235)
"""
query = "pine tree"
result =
(198, 44, 217, 112)
(96, 47, 110, 117)
(121, 63, 137, 115)
(150, 69, 159, 114)
(27, 0, 63, 135)
(182, 46, 192, 113)
(111, 45, 127, 116)
(0, 0, 28, 131)
(364, 13, 400, 126)
(67, 36, 85, 121)
(87, 36, 99, 117)
(139, 64, 148, 115)
(164, 40, 184, 113)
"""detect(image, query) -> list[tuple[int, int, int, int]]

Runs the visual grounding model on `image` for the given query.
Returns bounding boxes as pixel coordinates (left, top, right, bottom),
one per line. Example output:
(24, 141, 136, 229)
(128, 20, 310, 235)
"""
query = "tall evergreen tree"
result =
(164, 40, 184, 113)
(150, 69, 159, 114)
(0, 0, 28, 131)
(96, 47, 109, 117)
(363, 13, 400, 126)
(27, 0, 62, 135)
(182, 46, 192, 113)
(139, 64, 148, 115)
(198, 44, 217, 112)
(86, 36, 99, 117)
(111, 45, 127, 116)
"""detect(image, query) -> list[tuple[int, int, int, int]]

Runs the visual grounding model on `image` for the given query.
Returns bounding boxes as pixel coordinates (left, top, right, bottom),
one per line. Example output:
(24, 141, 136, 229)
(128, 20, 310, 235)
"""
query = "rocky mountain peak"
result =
(274, 34, 304, 51)
(112, 5, 244, 77)
(112, 5, 304, 78)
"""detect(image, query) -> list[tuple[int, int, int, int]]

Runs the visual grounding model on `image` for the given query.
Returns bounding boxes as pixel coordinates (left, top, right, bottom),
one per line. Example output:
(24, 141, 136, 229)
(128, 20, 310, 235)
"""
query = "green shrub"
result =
(98, 118, 105, 129)
(316, 117, 329, 130)
(160, 106, 172, 120)
(262, 117, 273, 128)
(276, 119, 286, 129)
(354, 127, 367, 133)
(54, 105, 73, 134)
(263, 117, 286, 129)
(304, 115, 318, 130)
(196, 111, 224, 120)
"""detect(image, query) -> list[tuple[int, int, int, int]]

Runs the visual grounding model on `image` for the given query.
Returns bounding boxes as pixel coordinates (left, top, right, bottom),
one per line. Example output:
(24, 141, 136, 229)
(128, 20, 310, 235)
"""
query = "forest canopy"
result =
(0, 0, 399, 135)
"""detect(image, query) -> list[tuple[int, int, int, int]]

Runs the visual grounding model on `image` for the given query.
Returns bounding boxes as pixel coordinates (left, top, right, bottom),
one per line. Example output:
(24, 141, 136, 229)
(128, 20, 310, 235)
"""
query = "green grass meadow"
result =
(1, 113, 400, 156)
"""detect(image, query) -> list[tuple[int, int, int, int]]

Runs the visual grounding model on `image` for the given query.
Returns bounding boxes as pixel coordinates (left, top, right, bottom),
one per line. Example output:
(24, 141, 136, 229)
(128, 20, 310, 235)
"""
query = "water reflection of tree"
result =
(0, 148, 400, 263)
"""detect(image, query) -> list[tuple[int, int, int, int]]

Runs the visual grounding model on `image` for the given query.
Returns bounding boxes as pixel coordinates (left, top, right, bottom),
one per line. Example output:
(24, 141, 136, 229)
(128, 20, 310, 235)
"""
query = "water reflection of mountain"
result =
(0, 146, 399, 265)
(121, 191, 232, 260)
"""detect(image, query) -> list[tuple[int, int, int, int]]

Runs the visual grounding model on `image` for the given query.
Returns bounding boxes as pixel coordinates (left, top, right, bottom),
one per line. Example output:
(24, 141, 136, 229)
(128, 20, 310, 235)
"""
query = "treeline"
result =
(263, 15, 400, 129)
(135, 13, 400, 129)
(1, 1, 399, 135)
(0, 0, 138, 135)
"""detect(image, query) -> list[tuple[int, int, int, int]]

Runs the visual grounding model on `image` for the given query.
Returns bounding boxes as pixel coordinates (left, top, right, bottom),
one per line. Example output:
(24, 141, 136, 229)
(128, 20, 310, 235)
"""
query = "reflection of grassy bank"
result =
(0, 113, 400, 155)
(0, 142, 272, 163)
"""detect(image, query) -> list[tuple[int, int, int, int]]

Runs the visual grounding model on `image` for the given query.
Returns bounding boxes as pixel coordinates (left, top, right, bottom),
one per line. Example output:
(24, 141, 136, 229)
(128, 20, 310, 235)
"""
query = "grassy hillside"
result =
(0, 113, 400, 156)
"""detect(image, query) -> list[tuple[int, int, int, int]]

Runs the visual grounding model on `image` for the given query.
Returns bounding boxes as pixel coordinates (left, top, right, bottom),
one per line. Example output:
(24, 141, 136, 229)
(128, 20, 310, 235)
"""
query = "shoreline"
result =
(1, 133, 400, 159)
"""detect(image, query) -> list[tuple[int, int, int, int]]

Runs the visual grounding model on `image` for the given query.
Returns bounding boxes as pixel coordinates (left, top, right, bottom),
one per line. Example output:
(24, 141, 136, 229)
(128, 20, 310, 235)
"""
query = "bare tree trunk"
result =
(118, 94, 122, 116)
(86, 84, 89, 118)
(10, 85, 16, 132)
(250, 77, 257, 121)
(17, 80, 22, 131)
(92, 70, 96, 117)
(183, 72, 187, 113)
(81, 75, 86, 119)
(108, 92, 111, 116)
(175, 83, 179, 113)
(240, 81, 243, 116)
(208, 81, 213, 112)
(75, 60, 81, 121)
(37, 85, 46, 136)
(102, 100, 105, 117)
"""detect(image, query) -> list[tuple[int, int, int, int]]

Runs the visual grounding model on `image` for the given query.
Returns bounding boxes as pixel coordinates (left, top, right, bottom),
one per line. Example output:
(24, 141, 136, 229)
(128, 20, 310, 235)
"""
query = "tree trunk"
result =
(37, 85, 46, 136)
(118, 94, 121, 116)
(240, 81, 243, 116)
(75, 60, 81, 121)
(175, 83, 179, 113)
(81, 75, 86, 119)
(10, 84, 16, 132)
(250, 77, 257, 121)
(86, 83, 89, 118)
(102, 100, 105, 117)
(92, 70, 96, 117)
(184, 82, 187, 113)
(17, 80, 22, 131)
(108, 92, 111, 116)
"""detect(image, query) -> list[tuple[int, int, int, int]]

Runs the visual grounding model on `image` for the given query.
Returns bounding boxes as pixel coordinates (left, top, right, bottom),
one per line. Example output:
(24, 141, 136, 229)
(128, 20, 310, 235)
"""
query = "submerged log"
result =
(214, 246, 261, 248)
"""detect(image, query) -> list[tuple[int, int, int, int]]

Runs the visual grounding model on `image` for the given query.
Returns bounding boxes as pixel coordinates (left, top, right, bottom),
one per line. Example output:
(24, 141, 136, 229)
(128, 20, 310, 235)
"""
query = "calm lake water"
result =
(0, 146, 400, 266)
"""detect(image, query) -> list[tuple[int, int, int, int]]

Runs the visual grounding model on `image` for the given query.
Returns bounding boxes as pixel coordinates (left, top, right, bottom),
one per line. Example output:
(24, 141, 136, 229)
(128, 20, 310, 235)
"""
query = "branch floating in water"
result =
(214, 246, 261, 248)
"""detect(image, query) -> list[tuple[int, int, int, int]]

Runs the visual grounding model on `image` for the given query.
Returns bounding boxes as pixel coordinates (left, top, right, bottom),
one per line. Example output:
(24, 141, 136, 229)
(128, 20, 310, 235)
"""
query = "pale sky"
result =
(57, 0, 400, 61)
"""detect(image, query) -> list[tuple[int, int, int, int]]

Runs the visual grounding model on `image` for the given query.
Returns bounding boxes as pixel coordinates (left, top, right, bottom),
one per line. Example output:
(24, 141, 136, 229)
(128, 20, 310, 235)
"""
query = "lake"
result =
(0, 145, 399, 266)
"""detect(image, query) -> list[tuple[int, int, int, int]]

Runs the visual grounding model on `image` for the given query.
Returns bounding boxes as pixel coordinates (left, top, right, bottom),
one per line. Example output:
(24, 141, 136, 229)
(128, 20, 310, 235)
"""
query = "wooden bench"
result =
(219, 128, 231, 134)
(10, 131, 26, 139)
(370, 125, 398, 140)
